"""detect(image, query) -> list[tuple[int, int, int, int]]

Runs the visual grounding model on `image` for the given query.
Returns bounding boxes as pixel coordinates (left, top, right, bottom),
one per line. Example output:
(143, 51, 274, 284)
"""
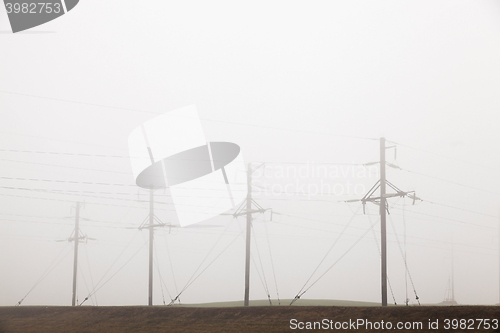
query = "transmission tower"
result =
(440, 232, 458, 305)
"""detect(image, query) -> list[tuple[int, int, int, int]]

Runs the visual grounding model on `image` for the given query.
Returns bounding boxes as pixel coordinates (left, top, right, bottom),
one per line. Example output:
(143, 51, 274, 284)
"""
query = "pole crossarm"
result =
(138, 215, 166, 230)
(360, 179, 418, 214)
(138, 224, 167, 230)
(64, 234, 91, 243)
(232, 182, 269, 218)
(232, 208, 270, 218)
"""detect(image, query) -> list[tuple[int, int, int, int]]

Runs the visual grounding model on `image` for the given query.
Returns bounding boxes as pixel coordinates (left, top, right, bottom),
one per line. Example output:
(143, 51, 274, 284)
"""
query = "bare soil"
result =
(0, 305, 498, 332)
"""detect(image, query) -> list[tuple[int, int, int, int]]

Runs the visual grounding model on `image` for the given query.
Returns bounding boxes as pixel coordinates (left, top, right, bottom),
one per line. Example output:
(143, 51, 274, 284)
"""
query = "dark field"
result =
(0, 305, 498, 332)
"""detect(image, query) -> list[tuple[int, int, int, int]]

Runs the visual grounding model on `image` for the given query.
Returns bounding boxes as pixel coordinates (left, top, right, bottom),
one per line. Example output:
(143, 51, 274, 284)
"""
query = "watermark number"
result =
(5, 2, 62, 14)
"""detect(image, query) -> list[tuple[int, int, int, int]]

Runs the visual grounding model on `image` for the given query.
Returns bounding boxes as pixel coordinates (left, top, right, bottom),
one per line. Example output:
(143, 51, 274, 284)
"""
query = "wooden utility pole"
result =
(71, 202, 80, 306)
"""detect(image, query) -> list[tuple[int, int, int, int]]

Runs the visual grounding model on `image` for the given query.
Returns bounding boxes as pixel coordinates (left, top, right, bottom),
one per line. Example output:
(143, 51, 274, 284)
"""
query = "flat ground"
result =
(0, 304, 498, 332)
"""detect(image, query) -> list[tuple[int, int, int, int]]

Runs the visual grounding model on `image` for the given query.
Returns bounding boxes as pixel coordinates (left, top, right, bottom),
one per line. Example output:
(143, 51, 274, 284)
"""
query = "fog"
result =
(1, 1, 500, 307)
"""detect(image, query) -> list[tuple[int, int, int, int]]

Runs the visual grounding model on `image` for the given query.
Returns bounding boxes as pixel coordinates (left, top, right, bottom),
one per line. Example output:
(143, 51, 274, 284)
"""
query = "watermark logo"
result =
(253, 163, 377, 199)
(3, 0, 79, 33)
(128, 105, 246, 227)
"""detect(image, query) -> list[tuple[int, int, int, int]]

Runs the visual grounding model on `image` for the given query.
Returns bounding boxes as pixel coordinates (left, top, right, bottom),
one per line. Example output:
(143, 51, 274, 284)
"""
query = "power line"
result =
(0, 176, 135, 188)
(263, 217, 281, 305)
(0, 186, 156, 205)
(0, 176, 356, 199)
(387, 214, 420, 305)
(3, 173, 496, 233)
(0, 157, 130, 175)
(391, 205, 496, 231)
(390, 140, 500, 172)
(422, 200, 498, 219)
(0, 184, 358, 204)
(365, 208, 397, 305)
(0, 89, 157, 114)
(0, 175, 248, 193)
(0, 192, 146, 209)
(0, 148, 131, 159)
(168, 227, 244, 305)
(291, 204, 362, 304)
(271, 216, 496, 252)
(0, 217, 137, 230)
(0, 90, 376, 141)
(0, 186, 137, 197)
(80, 241, 147, 306)
(291, 212, 378, 305)
(16, 243, 73, 306)
(0, 186, 256, 216)
(0, 210, 138, 228)
(251, 226, 272, 304)
(401, 167, 500, 196)
(0, 148, 369, 165)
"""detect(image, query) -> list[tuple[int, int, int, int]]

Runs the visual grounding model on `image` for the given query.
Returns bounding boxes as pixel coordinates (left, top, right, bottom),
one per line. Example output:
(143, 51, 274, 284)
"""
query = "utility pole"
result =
(149, 189, 154, 306)
(137, 189, 165, 306)
(71, 202, 80, 306)
(232, 163, 270, 307)
(451, 232, 455, 303)
(380, 137, 387, 307)
(244, 164, 252, 306)
(61, 202, 93, 306)
(358, 137, 418, 307)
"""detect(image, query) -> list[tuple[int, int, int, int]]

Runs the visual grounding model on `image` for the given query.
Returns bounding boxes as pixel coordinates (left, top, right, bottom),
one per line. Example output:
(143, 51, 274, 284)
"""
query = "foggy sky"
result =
(1, 1, 500, 306)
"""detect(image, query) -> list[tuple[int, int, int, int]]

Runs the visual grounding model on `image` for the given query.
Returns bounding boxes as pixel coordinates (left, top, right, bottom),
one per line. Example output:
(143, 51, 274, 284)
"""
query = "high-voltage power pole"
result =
(148, 189, 154, 306)
(359, 137, 417, 306)
(71, 202, 81, 306)
(232, 163, 270, 306)
(380, 137, 388, 307)
(64, 202, 92, 306)
(138, 189, 165, 306)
